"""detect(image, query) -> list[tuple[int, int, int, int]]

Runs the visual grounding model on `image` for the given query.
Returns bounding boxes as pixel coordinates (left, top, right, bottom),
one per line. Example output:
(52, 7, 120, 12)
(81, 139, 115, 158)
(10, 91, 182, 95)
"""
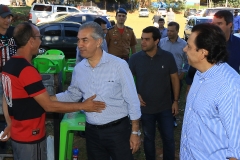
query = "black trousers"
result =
(85, 117, 134, 160)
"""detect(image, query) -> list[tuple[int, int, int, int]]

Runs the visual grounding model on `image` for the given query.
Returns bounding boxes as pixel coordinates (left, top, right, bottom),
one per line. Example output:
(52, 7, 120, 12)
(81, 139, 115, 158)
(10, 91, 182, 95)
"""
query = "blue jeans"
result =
(141, 109, 175, 160)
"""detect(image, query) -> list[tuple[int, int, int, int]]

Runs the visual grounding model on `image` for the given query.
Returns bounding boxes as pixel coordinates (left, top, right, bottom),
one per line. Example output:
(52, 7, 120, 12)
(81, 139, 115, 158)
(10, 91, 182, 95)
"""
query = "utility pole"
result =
(225, 0, 228, 7)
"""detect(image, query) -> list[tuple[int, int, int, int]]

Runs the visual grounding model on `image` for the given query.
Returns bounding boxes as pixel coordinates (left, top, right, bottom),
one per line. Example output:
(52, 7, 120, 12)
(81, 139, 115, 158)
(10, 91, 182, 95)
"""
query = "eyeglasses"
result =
(32, 35, 43, 40)
(117, 15, 126, 18)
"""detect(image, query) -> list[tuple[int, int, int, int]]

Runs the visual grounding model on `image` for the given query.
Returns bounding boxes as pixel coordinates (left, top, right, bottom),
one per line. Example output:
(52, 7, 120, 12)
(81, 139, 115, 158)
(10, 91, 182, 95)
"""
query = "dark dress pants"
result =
(85, 117, 134, 160)
(141, 109, 175, 160)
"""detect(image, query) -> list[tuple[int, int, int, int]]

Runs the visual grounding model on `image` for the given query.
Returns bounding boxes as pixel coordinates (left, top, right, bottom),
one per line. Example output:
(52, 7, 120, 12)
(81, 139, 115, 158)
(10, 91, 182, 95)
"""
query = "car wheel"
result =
(38, 46, 48, 55)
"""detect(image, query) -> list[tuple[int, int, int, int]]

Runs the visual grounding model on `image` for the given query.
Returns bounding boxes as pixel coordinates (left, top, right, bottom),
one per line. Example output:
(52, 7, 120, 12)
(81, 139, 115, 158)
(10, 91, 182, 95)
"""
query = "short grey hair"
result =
(79, 21, 104, 41)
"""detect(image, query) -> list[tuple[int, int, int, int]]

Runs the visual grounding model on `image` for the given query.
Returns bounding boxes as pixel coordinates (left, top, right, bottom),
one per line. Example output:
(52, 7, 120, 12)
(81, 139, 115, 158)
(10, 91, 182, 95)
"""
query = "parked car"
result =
(139, 8, 149, 17)
(184, 8, 197, 18)
(53, 13, 112, 28)
(37, 21, 81, 55)
(183, 17, 212, 41)
(157, 8, 167, 17)
(195, 9, 205, 16)
(202, 7, 234, 17)
(36, 12, 71, 24)
(29, 3, 81, 24)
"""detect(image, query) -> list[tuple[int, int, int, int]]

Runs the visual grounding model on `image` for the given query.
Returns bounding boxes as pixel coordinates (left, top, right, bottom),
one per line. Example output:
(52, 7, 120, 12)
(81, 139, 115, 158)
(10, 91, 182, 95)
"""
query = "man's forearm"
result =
(131, 119, 140, 131)
(50, 95, 58, 101)
(171, 73, 180, 101)
(2, 95, 11, 126)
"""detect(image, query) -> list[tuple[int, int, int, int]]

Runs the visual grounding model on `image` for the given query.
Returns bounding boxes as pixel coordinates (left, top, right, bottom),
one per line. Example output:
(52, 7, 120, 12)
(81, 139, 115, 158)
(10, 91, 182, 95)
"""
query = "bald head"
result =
(13, 22, 37, 48)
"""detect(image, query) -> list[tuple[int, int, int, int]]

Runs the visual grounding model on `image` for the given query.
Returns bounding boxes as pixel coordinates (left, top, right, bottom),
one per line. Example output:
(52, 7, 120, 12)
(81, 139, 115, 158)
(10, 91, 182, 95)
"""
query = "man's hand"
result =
(82, 95, 106, 112)
(138, 94, 146, 107)
(0, 125, 11, 141)
(172, 101, 179, 116)
(130, 134, 141, 154)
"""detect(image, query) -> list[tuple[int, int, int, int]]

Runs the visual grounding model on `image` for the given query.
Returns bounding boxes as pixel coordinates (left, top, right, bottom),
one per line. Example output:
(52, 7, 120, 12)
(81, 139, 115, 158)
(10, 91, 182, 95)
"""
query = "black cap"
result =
(116, 8, 127, 16)
(0, 5, 13, 18)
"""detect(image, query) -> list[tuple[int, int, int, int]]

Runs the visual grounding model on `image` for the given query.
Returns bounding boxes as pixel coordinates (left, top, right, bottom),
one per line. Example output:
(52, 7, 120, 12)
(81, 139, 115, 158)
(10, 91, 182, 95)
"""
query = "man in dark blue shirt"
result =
(129, 26, 179, 160)
(185, 10, 240, 96)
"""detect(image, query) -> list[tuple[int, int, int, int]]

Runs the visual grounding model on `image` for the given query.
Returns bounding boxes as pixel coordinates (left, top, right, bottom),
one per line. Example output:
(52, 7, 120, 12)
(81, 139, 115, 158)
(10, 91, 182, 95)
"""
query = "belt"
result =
(86, 116, 128, 129)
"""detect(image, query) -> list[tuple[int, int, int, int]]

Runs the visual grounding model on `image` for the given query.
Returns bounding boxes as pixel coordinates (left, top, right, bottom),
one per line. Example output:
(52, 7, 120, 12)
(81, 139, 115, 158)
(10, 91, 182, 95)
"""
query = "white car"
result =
(29, 3, 82, 24)
(36, 12, 71, 24)
(157, 8, 167, 17)
(139, 8, 149, 17)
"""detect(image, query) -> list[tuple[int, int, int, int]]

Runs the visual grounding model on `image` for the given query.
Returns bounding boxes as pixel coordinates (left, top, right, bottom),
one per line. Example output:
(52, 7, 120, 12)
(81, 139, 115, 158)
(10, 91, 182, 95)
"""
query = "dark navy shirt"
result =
(186, 34, 240, 85)
(129, 47, 178, 114)
(227, 34, 240, 73)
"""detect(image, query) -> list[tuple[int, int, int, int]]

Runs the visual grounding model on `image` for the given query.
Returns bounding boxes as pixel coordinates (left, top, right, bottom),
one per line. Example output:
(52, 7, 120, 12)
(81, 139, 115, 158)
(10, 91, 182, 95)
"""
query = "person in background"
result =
(181, 22, 240, 160)
(233, 9, 240, 33)
(0, 22, 105, 160)
(106, 8, 137, 61)
(166, 8, 175, 24)
(52, 22, 141, 160)
(0, 4, 17, 149)
(129, 26, 179, 160)
(159, 22, 188, 127)
(152, 12, 162, 28)
(76, 17, 108, 64)
(158, 18, 168, 39)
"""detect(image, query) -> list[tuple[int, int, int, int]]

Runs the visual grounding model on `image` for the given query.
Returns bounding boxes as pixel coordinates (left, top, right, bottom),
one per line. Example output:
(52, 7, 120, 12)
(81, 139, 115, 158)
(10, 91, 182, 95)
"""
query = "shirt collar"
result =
(84, 50, 109, 67)
(196, 63, 223, 80)
(167, 36, 181, 43)
(140, 47, 162, 57)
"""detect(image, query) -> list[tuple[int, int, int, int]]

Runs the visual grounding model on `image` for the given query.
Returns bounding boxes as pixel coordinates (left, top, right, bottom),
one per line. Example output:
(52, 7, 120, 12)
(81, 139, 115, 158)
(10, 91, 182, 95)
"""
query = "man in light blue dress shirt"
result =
(159, 21, 188, 126)
(159, 22, 189, 80)
(158, 18, 168, 39)
(233, 9, 240, 33)
(180, 23, 240, 160)
(55, 22, 141, 160)
(76, 17, 108, 64)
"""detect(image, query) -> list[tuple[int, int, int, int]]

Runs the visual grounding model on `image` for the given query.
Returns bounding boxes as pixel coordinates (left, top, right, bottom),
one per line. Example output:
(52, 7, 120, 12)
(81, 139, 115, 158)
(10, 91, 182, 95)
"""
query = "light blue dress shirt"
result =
(180, 63, 240, 159)
(159, 37, 189, 74)
(76, 39, 108, 64)
(233, 15, 240, 32)
(56, 51, 141, 125)
(159, 27, 168, 39)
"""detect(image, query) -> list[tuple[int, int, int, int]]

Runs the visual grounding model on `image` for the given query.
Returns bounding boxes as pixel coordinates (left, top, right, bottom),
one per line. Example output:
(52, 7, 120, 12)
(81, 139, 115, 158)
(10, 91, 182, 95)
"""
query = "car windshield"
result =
(189, 9, 197, 12)
(196, 19, 212, 24)
(141, 9, 148, 11)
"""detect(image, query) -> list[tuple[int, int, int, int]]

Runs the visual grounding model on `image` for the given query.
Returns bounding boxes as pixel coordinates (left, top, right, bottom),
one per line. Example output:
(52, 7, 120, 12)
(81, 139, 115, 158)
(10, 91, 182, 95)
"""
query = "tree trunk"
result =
(26, 0, 35, 6)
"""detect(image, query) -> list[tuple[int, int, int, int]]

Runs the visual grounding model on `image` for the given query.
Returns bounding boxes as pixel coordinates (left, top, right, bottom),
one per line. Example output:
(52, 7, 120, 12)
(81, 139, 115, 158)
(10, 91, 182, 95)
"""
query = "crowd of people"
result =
(0, 4, 240, 160)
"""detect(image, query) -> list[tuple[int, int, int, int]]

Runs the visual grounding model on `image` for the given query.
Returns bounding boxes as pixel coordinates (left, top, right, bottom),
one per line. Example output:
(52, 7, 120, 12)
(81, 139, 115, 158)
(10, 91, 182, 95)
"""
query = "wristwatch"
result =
(132, 130, 141, 136)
